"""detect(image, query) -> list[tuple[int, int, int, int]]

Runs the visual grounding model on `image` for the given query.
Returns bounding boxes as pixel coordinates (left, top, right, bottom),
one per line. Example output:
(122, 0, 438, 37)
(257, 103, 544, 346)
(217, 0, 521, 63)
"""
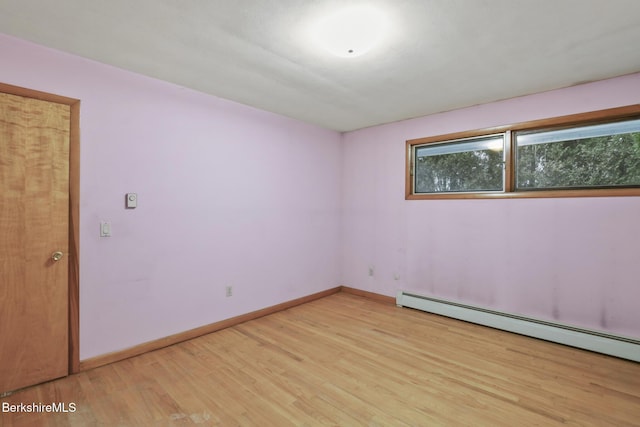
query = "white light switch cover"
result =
(100, 221, 111, 237)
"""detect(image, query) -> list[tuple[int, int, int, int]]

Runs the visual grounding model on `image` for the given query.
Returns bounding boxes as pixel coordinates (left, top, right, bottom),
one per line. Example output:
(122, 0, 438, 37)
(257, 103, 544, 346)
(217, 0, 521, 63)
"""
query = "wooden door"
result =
(0, 91, 70, 393)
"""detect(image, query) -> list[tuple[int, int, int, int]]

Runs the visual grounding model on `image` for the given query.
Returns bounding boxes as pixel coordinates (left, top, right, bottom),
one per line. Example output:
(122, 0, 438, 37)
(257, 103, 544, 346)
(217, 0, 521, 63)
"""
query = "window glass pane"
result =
(516, 119, 640, 190)
(414, 135, 504, 193)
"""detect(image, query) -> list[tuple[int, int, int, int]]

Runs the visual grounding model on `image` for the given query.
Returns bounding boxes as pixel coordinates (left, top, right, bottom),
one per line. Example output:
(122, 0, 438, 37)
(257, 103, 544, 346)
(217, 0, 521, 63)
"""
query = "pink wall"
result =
(342, 73, 640, 338)
(0, 34, 342, 359)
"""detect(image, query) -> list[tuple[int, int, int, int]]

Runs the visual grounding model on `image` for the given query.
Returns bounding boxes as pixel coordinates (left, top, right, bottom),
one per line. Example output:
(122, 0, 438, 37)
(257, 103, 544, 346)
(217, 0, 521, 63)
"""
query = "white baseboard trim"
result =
(396, 291, 640, 362)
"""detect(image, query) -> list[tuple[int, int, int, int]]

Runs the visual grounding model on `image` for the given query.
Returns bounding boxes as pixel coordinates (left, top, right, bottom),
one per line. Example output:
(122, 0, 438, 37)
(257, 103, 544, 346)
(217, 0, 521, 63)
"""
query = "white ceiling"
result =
(1, 0, 640, 132)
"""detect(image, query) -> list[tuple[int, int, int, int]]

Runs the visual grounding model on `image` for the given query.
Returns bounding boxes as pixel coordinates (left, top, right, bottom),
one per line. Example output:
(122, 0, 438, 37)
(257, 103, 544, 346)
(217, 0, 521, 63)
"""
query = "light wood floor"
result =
(1, 292, 639, 426)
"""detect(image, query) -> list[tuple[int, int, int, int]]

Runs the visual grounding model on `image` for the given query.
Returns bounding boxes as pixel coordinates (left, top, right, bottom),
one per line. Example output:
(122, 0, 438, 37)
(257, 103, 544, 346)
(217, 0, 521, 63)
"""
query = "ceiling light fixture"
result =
(311, 5, 389, 58)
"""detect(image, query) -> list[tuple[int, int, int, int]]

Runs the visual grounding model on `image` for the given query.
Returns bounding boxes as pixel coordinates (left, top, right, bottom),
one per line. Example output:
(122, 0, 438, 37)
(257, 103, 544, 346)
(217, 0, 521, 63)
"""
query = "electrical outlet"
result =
(225, 286, 233, 297)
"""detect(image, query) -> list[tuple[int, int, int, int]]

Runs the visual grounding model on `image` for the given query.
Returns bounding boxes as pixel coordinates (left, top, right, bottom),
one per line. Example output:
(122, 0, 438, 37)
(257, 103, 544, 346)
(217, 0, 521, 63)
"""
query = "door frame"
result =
(1, 82, 80, 374)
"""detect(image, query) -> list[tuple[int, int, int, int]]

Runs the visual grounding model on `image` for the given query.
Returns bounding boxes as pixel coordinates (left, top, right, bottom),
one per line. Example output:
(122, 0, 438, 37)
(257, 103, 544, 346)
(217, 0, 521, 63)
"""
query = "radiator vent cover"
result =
(396, 291, 640, 362)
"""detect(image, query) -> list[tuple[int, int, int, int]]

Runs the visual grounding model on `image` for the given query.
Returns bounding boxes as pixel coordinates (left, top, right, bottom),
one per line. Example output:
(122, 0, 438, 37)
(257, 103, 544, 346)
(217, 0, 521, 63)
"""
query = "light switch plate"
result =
(125, 193, 137, 209)
(100, 221, 111, 237)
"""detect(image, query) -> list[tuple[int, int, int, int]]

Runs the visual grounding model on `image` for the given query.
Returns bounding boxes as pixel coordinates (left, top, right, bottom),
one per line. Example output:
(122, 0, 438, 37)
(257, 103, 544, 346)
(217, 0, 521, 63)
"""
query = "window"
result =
(413, 134, 505, 194)
(406, 105, 640, 199)
(515, 119, 640, 190)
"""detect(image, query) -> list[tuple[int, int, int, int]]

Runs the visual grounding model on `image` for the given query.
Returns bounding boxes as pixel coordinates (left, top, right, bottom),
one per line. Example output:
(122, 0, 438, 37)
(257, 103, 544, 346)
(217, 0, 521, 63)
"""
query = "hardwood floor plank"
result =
(1, 292, 639, 426)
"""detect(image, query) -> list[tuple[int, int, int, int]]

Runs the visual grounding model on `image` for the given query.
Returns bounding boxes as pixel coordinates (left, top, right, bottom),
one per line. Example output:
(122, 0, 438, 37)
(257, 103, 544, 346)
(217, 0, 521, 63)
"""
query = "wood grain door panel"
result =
(1, 92, 70, 393)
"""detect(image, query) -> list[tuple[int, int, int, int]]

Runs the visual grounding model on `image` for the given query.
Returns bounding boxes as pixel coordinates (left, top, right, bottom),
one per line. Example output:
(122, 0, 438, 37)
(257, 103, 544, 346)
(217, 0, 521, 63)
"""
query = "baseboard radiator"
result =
(396, 291, 640, 363)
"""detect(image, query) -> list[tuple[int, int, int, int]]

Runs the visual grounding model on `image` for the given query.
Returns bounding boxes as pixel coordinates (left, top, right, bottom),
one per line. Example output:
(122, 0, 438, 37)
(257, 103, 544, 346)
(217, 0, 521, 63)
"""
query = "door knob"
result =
(51, 251, 64, 262)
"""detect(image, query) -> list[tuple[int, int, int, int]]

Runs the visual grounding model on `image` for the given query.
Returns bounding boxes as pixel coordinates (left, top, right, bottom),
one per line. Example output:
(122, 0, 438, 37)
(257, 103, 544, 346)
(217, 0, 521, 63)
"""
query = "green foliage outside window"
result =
(516, 132, 640, 189)
(415, 149, 503, 193)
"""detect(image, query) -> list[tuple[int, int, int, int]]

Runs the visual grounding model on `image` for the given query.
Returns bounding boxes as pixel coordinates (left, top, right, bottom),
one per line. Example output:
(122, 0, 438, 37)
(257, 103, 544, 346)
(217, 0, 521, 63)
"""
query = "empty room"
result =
(1, 1, 640, 425)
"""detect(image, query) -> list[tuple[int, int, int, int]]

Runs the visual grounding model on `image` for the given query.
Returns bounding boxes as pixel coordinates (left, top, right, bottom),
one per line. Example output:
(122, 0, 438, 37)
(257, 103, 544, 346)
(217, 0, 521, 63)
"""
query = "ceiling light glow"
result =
(312, 6, 388, 58)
